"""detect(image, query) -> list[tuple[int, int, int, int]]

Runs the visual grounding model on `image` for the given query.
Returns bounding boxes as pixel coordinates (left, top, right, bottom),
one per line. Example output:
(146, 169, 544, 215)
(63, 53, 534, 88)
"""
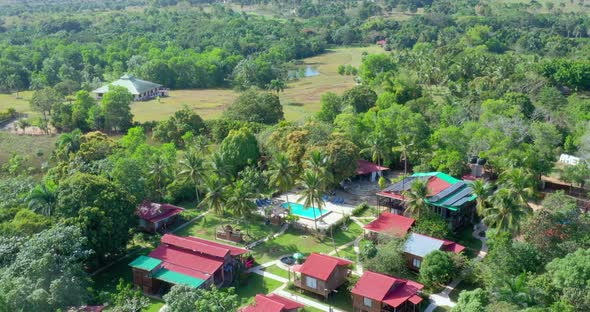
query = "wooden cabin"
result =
(136, 201, 184, 233)
(403, 233, 465, 271)
(293, 253, 352, 298)
(351, 271, 424, 312)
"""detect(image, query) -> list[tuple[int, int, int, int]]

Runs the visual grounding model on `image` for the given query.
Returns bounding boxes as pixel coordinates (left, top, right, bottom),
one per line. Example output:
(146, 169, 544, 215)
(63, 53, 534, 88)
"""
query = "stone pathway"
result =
(424, 222, 488, 312)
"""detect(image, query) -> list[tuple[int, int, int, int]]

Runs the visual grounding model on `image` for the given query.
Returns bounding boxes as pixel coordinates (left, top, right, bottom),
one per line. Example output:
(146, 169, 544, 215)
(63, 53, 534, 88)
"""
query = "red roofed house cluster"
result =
(136, 201, 184, 233)
(352, 271, 424, 312)
(293, 253, 353, 298)
(240, 294, 304, 312)
(129, 234, 249, 296)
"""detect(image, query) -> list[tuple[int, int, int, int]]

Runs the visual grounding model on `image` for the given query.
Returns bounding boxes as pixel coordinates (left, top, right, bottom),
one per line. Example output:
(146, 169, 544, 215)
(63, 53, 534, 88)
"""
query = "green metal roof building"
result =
(92, 74, 167, 101)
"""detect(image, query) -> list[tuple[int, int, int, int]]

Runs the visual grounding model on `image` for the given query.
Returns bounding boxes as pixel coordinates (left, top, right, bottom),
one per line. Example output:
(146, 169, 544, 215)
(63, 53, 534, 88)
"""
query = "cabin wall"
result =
(352, 293, 385, 312)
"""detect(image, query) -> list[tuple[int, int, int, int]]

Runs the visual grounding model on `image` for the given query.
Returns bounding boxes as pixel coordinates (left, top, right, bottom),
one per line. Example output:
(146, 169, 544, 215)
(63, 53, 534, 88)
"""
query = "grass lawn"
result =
(0, 132, 57, 169)
(0, 91, 35, 115)
(285, 283, 353, 312)
(251, 221, 363, 264)
(174, 213, 281, 246)
(144, 298, 164, 312)
(261, 265, 290, 280)
(449, 279, 479, 302)
(235, 273, 284, 306)
(131, 46, 384, 123)
(451, 225, 482, 259)
(334, 245, 358, 270)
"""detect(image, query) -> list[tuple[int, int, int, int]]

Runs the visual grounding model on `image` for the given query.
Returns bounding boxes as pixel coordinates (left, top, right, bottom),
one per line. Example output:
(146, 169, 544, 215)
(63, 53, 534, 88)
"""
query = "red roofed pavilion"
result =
(294, 253, 353, 298)
(129, 234, 249, 296)
(240, 294, 305, 312)
(351, 271, 424, 312)
(136, 201, 184, 233)
(363, 212, 415, 239)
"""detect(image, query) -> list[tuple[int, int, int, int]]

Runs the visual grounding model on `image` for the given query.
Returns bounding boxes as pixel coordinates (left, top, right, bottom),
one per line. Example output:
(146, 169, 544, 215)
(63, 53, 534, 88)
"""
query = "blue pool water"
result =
(281, 202, 329, 220)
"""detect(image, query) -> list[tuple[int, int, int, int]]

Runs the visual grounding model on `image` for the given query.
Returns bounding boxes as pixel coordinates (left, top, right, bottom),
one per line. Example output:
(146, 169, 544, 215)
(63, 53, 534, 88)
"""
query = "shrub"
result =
(352, 202, 371, 216)
(419, 250, 458, 287)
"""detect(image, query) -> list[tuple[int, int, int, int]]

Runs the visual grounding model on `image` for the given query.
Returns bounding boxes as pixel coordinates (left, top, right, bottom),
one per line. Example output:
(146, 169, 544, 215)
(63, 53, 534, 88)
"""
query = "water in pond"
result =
(287, 65, 320, 79)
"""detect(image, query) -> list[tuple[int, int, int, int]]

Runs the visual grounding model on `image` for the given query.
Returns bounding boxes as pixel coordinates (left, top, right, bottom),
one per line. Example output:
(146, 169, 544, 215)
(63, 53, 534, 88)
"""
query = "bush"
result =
(413, 211, 450, 239)
(352, 202, 371, 216)
(419, 250, 458, 287)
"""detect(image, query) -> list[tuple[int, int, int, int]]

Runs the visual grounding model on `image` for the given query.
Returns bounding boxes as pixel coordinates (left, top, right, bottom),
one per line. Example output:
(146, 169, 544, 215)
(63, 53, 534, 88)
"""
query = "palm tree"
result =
(361, 132, 389, 167)
(55, 129, 82, 161)
(27, 181, 57, 217)
(402, 179, 429, 218)
(482, 189, 532, 234)
(226, 179, 257, 218)
(266, 153, 296, 212)
(471, 179, 493, 217)
(267, 79, 286, 94)
(178, 148, 207, 204)
(209, 151, 231, 182)
(499, 168, 536, 207)
(198, 175, 226, 215)
(304, 150, 332, 187)
(149, 156, 169, 201)
(297, 169, 326, 231)
(393, 136, 414, 191)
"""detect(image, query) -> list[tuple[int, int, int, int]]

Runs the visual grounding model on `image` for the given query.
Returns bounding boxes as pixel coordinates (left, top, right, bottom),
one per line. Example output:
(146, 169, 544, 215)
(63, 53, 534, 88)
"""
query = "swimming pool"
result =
(281, 202, 329, 220)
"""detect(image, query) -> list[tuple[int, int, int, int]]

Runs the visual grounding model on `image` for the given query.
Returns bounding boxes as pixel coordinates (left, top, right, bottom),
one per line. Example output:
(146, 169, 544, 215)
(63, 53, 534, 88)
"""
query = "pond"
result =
(287, 65, 320, 79)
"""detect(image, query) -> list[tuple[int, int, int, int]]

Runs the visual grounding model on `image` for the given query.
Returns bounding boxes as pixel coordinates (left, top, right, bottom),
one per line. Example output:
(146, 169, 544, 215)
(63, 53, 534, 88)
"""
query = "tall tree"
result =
(226, 179, 257, 218)
(101, 85, 133, 132)
(266, 153, 296, 212)
(297, 169, 326, 231)
(402, 179, 429, 218)
(472, 179, 493, 217)
(499, 168, 536, 208)
(198, 175, 227, 215)
(26, 180, 57, 217)
(30, 87, 61, 131)
(483, 189, 532, 234)
(177, 148, 206, 204)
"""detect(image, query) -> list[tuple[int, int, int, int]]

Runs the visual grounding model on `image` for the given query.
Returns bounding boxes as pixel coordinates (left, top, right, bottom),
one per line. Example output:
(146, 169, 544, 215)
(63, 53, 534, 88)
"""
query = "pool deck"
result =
(276, 193, 355, 230)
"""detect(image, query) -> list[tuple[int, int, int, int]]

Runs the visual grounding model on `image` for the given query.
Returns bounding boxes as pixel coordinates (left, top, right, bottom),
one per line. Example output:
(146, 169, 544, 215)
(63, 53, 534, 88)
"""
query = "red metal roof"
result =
(363, 212, 415, 237)
(136, 201, 184, 223)
(352, 271, 423, 308)
(298, 253, 353, 281)
(356, 159, 390, 175)
(184, 235, 249, 257)
(408, 294, 423, 305)
(412, 233, 465, 254)
(149, 244, 223, 275)
(241, 294, 305, 312)
(425, 176, 451, 197)
(161, 234, 230, 258)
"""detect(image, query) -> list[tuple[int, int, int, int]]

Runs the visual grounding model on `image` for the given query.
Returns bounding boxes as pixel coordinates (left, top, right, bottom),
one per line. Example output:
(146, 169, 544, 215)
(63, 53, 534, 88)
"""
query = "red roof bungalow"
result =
(363, 212, 415, 240)
(356, 159, 390, 182)
(352, 271, 424, 312)
(129, 234, 249, 296)
(136, 201, 184, 233)
(240, 294, 305, 312)
(403, 233, 465, 271)
(293, 253, 353, 298)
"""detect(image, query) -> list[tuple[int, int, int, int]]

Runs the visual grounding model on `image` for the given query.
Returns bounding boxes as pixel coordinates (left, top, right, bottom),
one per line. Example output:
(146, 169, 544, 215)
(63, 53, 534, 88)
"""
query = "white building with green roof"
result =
(92, 74, 168, 101)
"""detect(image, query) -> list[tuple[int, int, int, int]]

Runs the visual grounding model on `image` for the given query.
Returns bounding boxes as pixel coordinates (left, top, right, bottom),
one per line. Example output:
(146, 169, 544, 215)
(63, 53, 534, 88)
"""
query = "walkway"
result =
(424, 222, 488, 312)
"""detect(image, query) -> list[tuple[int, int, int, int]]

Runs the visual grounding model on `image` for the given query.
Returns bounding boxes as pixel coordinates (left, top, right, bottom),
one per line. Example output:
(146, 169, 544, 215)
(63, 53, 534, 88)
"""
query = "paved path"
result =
(424, 222, 488, 312)
(247, 223, 289, 249)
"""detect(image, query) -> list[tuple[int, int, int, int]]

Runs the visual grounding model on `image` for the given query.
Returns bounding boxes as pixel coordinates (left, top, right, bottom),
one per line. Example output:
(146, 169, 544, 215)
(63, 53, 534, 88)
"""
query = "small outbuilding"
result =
(240, 294, 305, 312)
(363, 212, 415, 240)
(293, 253, 352, 298)
(92, 74, 169, 101)
(352, 271, 424, 312)
(403, 233, 465, 271)
(356, 159, 390, 182)
(136, 201, 184, 233)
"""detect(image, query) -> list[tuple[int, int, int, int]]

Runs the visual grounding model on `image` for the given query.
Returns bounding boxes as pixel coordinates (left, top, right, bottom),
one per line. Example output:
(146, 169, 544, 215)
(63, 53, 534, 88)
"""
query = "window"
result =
(363, 297, 372, 307)
(305, 276, 317, 289)
(413, 258, 421, 268)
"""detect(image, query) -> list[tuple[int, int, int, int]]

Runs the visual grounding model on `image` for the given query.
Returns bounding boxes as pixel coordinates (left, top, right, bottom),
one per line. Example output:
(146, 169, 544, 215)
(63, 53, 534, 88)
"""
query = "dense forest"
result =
(0, 0, 589, 311)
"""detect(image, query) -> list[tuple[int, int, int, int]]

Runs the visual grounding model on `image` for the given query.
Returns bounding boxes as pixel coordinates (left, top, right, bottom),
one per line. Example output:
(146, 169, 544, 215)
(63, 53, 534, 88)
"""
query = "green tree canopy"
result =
(223, 90, 284, 125)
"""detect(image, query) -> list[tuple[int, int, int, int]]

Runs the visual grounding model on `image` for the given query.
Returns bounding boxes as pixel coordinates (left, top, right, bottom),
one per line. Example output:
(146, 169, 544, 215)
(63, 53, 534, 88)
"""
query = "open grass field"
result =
(0, 132, 57, 169)
(133, 46, 384, 123)
(492, 0, 590, 13)
(0, 91, 35, 116)
(235, 273, 284, 306)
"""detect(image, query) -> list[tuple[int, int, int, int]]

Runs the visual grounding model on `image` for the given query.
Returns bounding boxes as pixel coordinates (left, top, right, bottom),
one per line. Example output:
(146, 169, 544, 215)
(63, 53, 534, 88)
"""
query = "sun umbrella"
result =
(293, 252, 304, 263)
